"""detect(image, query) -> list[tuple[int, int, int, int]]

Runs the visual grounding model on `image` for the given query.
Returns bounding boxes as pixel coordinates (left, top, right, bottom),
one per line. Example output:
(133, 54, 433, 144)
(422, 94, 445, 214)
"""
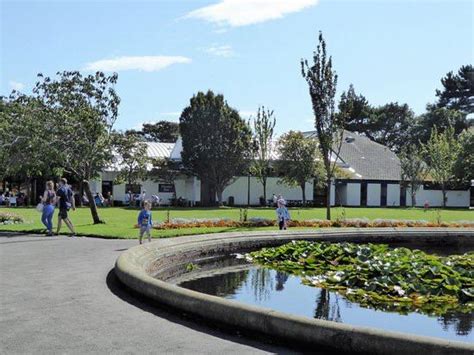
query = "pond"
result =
(176, 244, 473, 342)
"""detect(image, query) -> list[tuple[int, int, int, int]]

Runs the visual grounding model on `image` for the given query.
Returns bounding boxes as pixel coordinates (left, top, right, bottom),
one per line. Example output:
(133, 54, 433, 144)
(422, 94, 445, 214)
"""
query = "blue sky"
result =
(1, 0, 472, 134)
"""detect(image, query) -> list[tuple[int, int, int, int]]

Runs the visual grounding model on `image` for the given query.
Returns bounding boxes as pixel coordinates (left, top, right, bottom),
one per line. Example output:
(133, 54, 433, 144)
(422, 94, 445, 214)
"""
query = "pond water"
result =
(177, 245, 474, 342)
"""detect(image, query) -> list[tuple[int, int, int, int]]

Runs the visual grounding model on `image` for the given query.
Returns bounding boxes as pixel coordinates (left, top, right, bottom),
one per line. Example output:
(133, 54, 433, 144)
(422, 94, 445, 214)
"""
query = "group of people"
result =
(126, 190, 161, 208)
(0, 189, 28, 207)
(39, 178, 76, 236)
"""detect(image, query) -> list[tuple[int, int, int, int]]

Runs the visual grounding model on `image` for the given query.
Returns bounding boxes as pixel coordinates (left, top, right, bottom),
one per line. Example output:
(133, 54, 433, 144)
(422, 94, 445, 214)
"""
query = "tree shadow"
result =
(105, 269, 327, 354)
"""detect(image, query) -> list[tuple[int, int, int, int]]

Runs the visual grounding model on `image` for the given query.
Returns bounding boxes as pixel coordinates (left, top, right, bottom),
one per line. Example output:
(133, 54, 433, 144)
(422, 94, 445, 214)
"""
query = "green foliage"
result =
(436, 64, 474, 114)
(454, 129, 474, 183)
(399, 145, 427, 206)
(112, 132, 149, 186)
(179, 90, 252, 205)
(336, 84, 371, 133)
(127, 121, 179, 143)
(422, 126, 461, 207)
(367, 102, 415, 152)
(250, 106, 276, 202)
(301, 31, 342, 219)
(249, 241, 474, 315)
(276, 131, 324, 203)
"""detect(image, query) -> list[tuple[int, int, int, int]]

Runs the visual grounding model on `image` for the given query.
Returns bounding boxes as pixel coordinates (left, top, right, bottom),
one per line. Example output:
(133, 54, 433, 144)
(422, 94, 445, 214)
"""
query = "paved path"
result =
(0, 233, 298, 354)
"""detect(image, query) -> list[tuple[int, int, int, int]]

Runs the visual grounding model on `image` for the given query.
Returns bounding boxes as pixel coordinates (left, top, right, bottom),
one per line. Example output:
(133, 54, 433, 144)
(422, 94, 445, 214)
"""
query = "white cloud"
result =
(204, 44, 235, 57)
(83, 56, 191, 72)
(185, 0, 318, 27)
(9, 81, 25, 91)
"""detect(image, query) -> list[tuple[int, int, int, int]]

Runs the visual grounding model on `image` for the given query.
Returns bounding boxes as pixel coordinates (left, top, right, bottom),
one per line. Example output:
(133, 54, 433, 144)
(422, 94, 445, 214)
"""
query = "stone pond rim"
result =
(114, 228, 474, 355)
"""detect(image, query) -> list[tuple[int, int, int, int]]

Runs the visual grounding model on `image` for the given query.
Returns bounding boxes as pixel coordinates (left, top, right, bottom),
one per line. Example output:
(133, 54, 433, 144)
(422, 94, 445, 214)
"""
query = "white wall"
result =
(346, 183, 361, 206)
(222, 177, 313, 205)
(330, 182, 336, 206)
(387, 184, 400, 206)
(367, 183, 381, 206)
(406, 186, 470, 207)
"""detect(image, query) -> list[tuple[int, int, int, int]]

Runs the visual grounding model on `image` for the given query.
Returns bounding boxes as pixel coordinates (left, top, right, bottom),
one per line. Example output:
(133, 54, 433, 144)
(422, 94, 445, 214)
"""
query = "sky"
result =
(1, 0, 473, 134)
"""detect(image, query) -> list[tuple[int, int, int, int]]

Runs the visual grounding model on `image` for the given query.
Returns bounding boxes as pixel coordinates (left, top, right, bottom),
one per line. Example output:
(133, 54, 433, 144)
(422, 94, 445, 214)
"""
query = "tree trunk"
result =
(326, 177, 331, 220)
(216, 187, 224, 207)
(26, 178, 31, 206)
(83, 180, 102, 224)
(411, 186, 416, 207)
(262, 178, 267, 204)
(301, 182, 306, 204)
(442, 184, 447, 208)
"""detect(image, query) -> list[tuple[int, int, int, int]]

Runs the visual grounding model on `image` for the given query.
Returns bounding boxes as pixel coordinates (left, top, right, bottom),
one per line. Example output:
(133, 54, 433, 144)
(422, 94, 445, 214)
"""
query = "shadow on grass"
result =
(105, 269, 314, 354)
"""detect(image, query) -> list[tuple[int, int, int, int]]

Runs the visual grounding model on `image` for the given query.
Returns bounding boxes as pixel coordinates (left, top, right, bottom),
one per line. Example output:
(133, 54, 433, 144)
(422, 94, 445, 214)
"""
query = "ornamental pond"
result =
(173, 242, 474, 342)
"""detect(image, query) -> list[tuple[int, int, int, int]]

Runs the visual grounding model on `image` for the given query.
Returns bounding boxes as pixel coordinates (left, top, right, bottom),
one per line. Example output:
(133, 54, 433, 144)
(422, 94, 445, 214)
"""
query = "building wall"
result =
(387, 184, 400, 206)
(222, 176, 314, 205)
(346, 183, 361, 206)
(367, 183, 381, 206)
(405, 186, 470, 207)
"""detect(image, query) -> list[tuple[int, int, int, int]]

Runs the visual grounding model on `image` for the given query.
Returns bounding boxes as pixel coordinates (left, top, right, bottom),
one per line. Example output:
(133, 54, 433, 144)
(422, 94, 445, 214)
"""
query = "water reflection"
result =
(178, 256, 473, 341)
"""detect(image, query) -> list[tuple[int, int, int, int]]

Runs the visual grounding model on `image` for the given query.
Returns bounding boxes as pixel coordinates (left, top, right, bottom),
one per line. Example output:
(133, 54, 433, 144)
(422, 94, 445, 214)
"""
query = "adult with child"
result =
(137, 200, 153, 244)
(41, 181, 56, 236)
(276, 199, 290, 230)
(56, 178, 76, 236)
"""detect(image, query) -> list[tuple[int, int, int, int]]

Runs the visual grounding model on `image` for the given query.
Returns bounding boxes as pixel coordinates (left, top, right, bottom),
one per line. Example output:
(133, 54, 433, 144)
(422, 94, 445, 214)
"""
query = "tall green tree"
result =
(33, 71, 120, 224)
(250, 106, 276, 203)
(301, 31, 343, 220)
(367, 103, 415, 152)
(422, 126, 460, 208)
(112, 132, 149, 187)
(410, 104, 469, 146)
(453, 128, 474, 184)
(436, 64, 474, 114)
(179, 90, 252, 206)
(336, 84, 371, 133)
(399, 145, 427, 207)
(276, 131, 323, 203)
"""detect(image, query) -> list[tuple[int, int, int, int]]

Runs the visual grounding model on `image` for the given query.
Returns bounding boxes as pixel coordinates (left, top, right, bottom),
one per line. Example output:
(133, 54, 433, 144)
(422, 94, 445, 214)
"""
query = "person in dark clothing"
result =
(56, 178, 76, 236)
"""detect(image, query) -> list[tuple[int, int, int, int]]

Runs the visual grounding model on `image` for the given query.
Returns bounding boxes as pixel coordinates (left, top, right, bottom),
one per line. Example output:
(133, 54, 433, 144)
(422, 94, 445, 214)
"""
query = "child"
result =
(276, 199, 290, 230)
(137, 200, 153, 244)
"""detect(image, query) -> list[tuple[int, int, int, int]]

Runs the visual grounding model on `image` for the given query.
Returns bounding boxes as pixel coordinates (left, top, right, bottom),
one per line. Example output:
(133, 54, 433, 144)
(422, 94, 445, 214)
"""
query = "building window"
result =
(159, 184, 175, 193)
(381, 183, 387, 207)
(360, 182, 367, 206)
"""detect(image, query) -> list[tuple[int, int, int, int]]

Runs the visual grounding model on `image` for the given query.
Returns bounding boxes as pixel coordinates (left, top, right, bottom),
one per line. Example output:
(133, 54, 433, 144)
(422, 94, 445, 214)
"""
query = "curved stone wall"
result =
(115, 228, 474, 354)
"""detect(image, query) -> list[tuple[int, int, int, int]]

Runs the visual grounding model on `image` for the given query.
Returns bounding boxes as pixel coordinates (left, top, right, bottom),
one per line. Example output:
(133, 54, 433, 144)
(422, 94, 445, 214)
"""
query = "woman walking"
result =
(41, 181, 56, 236)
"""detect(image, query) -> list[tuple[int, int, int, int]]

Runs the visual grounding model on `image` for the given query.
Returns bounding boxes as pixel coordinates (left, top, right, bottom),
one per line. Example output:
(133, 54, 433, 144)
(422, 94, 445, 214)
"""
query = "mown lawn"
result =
(0, 206, 472, 239)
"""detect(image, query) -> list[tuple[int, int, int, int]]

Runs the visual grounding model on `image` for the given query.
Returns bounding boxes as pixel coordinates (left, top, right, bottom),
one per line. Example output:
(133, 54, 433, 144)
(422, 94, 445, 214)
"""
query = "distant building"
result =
(93, 131, 471, 207)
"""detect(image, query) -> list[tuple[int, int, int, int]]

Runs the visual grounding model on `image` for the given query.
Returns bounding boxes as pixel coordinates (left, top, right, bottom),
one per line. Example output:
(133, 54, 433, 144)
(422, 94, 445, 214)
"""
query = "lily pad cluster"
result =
(248, 241, 474, 315)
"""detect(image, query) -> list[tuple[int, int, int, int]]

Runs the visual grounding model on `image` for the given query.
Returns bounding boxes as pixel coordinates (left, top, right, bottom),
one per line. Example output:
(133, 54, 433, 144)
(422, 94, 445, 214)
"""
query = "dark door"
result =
(400, 185, 406, 207)
(360, 182, 367, 207)
(102, 181, 113, 196)
(381, 183, 387, 207)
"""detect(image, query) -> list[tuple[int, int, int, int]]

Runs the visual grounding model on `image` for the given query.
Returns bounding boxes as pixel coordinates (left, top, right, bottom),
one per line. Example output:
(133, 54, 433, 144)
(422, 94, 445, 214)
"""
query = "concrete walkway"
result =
(0, 233, 298, 354)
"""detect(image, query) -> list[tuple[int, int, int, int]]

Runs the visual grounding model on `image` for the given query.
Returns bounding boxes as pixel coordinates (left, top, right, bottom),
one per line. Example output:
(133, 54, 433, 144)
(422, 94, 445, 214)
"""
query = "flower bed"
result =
(0, 212, 25, 225)
(147, 217, 474, 230)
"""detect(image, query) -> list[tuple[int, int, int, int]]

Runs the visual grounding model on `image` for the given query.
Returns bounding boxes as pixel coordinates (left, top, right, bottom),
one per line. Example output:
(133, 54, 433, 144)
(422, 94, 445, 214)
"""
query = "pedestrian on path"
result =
(41, 181, 56, 236)
(137, 200, 153, 244)
(56, 178, 76, 236)
(276, 199, 290, 230)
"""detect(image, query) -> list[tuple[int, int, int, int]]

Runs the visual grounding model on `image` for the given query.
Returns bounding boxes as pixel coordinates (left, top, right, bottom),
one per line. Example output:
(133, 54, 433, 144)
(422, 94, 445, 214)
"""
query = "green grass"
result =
(0, 206, 472, 239)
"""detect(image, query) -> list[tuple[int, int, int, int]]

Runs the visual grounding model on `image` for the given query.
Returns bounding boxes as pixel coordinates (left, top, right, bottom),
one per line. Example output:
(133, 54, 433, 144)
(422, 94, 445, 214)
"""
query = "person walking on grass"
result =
(276, 199, 290, 230)
(41, 181, 56, 236)
(56, 178, 76, 236)
(137, 200, 153, 244)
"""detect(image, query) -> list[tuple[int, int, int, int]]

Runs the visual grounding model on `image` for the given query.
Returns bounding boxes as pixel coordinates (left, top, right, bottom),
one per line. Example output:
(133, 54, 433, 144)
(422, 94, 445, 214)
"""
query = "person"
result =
(41, 181, 56, 236)
(151, 194, 160, 207)
(140, 190, 147, 208)
(137, 200, 153, 244)
(56, 178, 76, 236)
(272, 193, 278, 207)
(94, 192, 104, 207)
(106, 191, 113, 207)
(276, 199, 290, 230)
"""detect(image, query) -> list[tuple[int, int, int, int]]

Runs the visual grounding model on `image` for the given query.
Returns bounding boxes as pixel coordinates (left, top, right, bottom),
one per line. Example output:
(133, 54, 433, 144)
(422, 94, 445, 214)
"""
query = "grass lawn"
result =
(0, 206, 472, 239)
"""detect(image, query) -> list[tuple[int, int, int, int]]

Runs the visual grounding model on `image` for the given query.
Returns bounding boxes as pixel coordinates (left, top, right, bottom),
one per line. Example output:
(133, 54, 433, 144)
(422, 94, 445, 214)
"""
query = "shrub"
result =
(0, 212, 25, 225)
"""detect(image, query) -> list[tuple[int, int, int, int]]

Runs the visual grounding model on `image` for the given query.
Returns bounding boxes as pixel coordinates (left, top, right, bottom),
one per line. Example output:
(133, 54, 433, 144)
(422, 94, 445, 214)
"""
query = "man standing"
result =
(56, 178, 76, 236)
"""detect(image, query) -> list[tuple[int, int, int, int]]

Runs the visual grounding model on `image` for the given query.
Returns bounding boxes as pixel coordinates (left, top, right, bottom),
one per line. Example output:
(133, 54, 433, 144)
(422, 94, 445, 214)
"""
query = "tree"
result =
(453, 128, 474, 184)
(275, 131, 323, 203)
(436, 64, 474, 114)
(33, 71, 120, 224)
(301, 31, 343, 220)
(179, 90, 252, 206)
(127, 121, 179, 143)
(112, 132, 149, 187)
(367, 103, 415, 152)
(422, 126, 460, 208)
(250, 106, 276, 203)
(336, 84, 371, 133)
(399, 145, 427, 207)
(410, 104, 470, 146)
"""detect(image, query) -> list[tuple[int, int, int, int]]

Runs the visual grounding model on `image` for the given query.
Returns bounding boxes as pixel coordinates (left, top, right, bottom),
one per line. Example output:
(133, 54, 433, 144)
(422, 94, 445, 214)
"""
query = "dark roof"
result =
(304, 130, 401, 180)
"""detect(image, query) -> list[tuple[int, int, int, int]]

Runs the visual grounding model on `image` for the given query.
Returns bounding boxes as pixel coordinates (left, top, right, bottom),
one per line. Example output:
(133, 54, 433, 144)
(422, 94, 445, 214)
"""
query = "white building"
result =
(92, 131, 472, 208)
